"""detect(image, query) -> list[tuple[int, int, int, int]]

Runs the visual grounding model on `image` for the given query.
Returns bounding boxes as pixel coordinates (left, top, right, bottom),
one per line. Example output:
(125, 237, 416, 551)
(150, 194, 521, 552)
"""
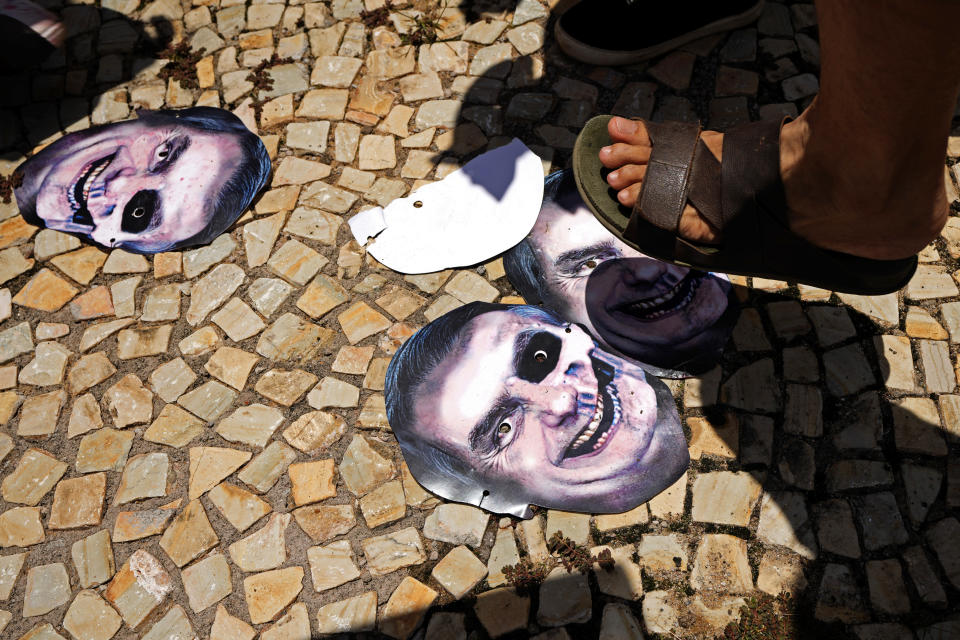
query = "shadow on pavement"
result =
(0, 6, 173, 154)
(434, 3, 957, 636)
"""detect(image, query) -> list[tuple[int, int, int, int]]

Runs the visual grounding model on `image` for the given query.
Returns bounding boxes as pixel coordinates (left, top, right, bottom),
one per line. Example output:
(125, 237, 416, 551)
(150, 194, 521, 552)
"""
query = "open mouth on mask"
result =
(67, 152, 115, 215)
(563, 355, 622, 460)
(616, 272, 703, 321)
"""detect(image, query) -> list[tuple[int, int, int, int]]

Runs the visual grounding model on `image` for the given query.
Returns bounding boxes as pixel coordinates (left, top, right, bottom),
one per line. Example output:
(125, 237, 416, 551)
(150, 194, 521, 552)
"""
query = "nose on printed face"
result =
(505, 377, 579, 427)
(617, 256, 674, 286)
(89, 219, 124, 247)
(99, 147, 145, 194)
(538, 387, 581, 428)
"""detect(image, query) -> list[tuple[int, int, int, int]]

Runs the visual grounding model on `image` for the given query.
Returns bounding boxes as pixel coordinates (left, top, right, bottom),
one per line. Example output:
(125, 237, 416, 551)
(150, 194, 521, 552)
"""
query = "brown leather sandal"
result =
(572, 114, 918, 296)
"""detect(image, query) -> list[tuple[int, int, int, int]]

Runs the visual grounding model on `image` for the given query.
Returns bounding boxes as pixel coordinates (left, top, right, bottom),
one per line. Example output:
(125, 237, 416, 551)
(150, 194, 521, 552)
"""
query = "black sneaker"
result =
(556, 0, 765, 66)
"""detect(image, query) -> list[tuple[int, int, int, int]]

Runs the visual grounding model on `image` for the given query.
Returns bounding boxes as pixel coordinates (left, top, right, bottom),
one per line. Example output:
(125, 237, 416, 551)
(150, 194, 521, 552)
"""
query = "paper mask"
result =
(503, 169, 739, 378)
(384, 302, 689, 519)
(349, 139, 544, 274)
(14, 107, 270, 254)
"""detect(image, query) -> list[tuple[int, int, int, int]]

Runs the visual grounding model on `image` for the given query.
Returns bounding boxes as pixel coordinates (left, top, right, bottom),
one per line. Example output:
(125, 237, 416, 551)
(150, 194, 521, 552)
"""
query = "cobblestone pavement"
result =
(0, 0, 959, 638)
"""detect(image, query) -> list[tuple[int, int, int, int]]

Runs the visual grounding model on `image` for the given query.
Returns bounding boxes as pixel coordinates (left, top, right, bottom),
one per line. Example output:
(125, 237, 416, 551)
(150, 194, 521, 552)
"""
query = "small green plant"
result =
(595, 522, 647, 546)
(642, 573, 660, 592)
(547, 531, 593, 572)
(396, 0, 450, 46)
(666, 511, 693, 532)
(247, 54, 293, 95)
(0, 170, 23, 204)
(594, 547, 615, 571)
(641, 571, 680, 593)
(156, 41, 205, 89)
(722, 592, 797, 640)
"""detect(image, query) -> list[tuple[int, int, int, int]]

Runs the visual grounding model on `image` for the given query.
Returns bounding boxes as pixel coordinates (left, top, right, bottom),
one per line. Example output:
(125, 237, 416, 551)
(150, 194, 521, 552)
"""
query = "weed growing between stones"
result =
(593, 522, 648, 546)
(667, 510, 694, 532)
(502, 557, 551, 594)
(157, 42, 205, 90)
(548, 531, 594, 572)
(0, 169, 23, 204)
(722, 592, 798, 640)
(248, 54, 293, 95)
(248, 55, 295, 119)
(641, 570, 694, 598)
(501, 531, 616, 593)
(395, 0, 450, 46)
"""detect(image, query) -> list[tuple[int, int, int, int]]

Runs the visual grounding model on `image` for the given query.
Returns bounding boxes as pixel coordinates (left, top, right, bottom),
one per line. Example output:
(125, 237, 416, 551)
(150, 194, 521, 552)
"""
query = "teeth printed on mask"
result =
(603, 383, 622, 449)
(69, 153, 114, 213)
(623, 273, 703, 321)
(564, 358, 623, 460)
(633, 277, 685, 309)
(572, 394, 603, 447)
(81, 156, 112, 205)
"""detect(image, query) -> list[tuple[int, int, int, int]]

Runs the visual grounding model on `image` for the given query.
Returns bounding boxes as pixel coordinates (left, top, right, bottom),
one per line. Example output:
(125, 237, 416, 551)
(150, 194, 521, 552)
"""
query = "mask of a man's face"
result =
(506, 172, 739, 377)
(14, 112, 258, 253)
(393, 306, 688, 517)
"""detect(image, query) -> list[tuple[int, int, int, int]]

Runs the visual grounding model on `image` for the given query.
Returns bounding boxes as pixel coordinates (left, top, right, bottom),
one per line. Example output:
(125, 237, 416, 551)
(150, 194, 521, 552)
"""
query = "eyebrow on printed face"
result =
(121, 135, 192, 235)
(552, 240, 621, 275)
(147, 135, 191, 180)
(468, 392, 519, 457)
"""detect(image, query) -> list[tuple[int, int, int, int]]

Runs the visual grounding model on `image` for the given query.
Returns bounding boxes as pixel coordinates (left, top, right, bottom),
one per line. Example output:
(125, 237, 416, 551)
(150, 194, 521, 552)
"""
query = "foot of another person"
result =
(600, 112, 949, 261)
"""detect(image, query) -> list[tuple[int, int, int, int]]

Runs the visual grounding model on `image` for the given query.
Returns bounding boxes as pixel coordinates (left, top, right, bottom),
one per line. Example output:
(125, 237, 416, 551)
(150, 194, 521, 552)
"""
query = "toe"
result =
(607, 116, 651, 145)
(599, 142, 652, 169)
(616, 182, 643, 208)
(607, 164, 647, 190)
(678, 205, 722, 244)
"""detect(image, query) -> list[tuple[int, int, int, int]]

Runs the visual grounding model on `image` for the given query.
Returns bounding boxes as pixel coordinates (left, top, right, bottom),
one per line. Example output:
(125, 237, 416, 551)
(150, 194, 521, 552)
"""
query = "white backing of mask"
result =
(348, 138, 544, 274)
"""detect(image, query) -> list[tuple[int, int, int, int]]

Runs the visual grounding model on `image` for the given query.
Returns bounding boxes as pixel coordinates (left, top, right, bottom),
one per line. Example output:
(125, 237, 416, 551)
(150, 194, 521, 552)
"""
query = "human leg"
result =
(602, 0, 960, 261)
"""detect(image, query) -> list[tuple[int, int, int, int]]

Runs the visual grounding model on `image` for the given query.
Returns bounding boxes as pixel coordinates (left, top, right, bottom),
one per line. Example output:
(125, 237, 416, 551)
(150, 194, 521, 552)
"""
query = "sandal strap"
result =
(632, 120, 701, 232)
(721, 118, 786, 229)
(624, 117, 784, 252)
(627, 120, 725, 239)
(574, 113, 917, 296)
(686, 138, 723, 229)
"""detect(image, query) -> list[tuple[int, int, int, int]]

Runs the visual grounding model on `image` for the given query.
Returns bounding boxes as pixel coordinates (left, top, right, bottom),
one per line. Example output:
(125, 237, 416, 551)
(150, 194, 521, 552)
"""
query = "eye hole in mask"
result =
(121, 189, 159, 234)
(517, 331, 561, 383)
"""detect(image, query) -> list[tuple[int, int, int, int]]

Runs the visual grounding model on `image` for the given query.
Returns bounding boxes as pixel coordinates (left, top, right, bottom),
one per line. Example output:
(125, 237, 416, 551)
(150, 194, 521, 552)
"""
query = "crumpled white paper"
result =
(348, 138, 544, 274)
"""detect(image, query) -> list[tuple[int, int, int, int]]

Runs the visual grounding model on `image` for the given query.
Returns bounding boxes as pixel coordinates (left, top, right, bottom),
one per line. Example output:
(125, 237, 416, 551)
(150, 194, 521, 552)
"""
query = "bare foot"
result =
(598, 113, 948, 261)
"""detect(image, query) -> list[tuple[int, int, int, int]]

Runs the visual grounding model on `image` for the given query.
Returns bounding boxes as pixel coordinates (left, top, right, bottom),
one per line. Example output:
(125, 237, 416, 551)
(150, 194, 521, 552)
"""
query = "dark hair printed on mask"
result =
(385, 302, 565, 516)
(135, 108, 271, 251)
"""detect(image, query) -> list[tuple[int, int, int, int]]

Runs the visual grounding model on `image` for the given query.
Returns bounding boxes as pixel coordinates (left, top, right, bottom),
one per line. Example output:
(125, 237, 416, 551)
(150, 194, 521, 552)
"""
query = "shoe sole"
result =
(555, 0, 766, 66)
